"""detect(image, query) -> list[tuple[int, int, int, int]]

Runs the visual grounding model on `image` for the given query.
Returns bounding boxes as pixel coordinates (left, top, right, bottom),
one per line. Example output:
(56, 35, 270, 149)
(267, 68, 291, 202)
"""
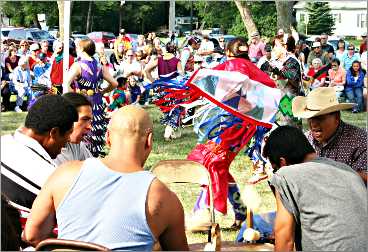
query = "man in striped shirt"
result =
(1, 95, 78, 211)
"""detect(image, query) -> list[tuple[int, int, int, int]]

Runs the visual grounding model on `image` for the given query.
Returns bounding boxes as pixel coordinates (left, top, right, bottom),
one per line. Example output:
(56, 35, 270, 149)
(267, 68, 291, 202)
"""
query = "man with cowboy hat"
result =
(292, 87, 367, 184)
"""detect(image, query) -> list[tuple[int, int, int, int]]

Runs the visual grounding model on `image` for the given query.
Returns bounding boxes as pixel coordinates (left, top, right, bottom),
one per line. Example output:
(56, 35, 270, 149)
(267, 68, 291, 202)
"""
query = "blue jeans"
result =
(345, 87, 363, 112)
(236, 211, 276, 242)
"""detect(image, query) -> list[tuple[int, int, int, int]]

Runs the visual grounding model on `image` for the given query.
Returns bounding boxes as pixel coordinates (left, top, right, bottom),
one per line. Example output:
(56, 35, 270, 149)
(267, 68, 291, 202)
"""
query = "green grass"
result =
(1, 107, 366, 244)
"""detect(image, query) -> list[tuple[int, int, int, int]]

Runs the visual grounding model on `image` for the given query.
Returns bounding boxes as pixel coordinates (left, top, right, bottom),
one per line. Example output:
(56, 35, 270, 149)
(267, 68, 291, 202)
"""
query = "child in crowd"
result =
(107, 77, 129, 113)
(127, 75, 141, 105)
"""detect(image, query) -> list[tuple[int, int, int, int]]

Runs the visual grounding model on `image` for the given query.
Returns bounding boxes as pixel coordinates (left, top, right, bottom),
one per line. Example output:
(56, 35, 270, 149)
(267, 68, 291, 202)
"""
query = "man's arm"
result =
(274, 191, 295, 252)
(146, 179, 189, 251)
(23, 176, 57, 247)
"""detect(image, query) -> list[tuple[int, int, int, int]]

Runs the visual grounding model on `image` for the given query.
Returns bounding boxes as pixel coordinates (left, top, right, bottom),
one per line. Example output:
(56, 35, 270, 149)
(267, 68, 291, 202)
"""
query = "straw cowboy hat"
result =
(292, 87, 354, 118)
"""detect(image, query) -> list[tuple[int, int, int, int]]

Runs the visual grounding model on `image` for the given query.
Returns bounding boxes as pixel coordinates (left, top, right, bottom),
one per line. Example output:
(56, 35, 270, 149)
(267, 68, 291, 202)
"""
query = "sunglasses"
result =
(20, 45, 26, 47)
(219, 40, 224, 42)
(348, 48, 354, 50)
(127, 54, 134, 57)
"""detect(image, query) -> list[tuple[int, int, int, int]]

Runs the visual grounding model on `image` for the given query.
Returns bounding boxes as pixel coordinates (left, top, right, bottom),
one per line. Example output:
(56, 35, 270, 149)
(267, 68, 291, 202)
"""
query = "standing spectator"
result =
(28, 43, 40, 71)
(263, 125, 367, 251)
(1, 41, 9, 77)
(12, 56, 32, 112)
(320, 33, 334, 55)
(359, 32, 367, 54)
(335, 39, 346, 63)
(307, 42, 329, 68)
(327, 58, 346, 99)
(17, 40, 29, 56)
(248, 31, 266, 63)
(218, 36, 226, 50)
(181, 36, 201, 74)
(136, 34, 146, 52)
(4, 47, 20, 81)
(257, 44, 273, 75)
(114, 29, 131, 61)
(295, 40, 306, 73)
(50, 40, 74, 94)
(341, 44, 360, 71)
(345, 60, 366, 113)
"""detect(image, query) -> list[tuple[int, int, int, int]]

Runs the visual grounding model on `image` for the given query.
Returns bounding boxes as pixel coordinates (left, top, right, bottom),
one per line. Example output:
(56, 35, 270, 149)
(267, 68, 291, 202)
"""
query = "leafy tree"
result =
(306, 2, 335, 35)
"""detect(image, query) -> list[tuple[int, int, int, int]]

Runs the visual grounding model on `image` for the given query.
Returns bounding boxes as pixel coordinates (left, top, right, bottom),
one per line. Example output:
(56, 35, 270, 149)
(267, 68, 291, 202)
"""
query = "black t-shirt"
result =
(5, 56, 20, 74)
(321, 43, 334, 54)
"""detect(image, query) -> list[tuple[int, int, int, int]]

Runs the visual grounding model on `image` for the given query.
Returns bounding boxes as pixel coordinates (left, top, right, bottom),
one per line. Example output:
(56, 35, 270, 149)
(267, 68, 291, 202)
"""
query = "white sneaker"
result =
(14, 106, 22, 113)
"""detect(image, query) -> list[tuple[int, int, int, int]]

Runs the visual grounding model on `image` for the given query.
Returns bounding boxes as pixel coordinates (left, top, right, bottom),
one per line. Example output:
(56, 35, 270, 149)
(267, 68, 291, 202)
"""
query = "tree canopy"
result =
(306, 2, 335, 35)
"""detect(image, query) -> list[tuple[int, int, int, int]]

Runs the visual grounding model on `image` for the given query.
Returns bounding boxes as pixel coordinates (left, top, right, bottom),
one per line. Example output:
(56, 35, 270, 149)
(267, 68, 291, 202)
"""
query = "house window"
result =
(300, 13, 305, 22)
(357, 13, 367, 27)
(333, 13, 341, 23)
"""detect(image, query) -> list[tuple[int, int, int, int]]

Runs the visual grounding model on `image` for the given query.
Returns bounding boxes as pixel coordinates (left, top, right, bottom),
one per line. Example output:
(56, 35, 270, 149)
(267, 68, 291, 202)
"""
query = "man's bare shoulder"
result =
(147, 178, 179, 210)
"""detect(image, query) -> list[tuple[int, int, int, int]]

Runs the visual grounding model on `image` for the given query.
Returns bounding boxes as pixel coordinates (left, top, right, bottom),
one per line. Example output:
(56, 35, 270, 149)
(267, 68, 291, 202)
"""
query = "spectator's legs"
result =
(345, 89, 356, 112)
(354, 87, 364, 112)
(1, 81, 11, 111)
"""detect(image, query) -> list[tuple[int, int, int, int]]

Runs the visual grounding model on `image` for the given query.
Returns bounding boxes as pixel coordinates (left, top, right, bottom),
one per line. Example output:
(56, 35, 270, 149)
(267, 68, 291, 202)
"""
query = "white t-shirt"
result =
(117, 60, 142, 78)
(54, 142, 93, 166)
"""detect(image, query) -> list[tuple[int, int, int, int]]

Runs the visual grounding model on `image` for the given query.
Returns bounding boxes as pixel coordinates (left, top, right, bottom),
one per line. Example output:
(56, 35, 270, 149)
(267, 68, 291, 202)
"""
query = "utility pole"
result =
(119, 0, 125, 30)
(169, 0, 175, 33)
(62, 0, 71, 94)
(190, 1, 193, 32)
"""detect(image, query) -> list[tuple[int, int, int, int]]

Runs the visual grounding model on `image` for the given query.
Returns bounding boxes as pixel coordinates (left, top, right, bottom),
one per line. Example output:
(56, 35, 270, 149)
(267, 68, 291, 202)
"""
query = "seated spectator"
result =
(341, 44, 360, 71)
(29, 43, 40, 71)
(17, 40, 29, 56)
(24, 105, 189, 251)
(127, 75, 141, 104)
(117, 49, 142, 79)
(327, 58, 346, 98)
(359, 31, 367, 54)
(1, 41, 9, 76)
(12, 56, 32, 112)
(263, 125, 367, 251)
(40, 40, 53, 62)
(307, 58, 326, 89)
(306, 42, 329, 68)
(4, 47, 20, 81)
(292, 87, 367, 184)
(345, 60, 366, 113)
(110, 42, 125, 71)
(54, 92, 93, 166)
(107, 77, 129, 113)
(1, 95, 77, 211)
(335, 39, 346, 63)
(33, 53, 52, 87)
(1, 194, 22, 251)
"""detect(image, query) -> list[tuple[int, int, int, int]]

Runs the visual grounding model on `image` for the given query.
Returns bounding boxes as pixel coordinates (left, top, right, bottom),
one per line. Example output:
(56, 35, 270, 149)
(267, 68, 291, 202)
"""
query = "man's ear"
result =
(146, 132, 153, 149)
(105, 130, 111, 147)
(279, 157, 288, 168)
(49, 127, 60, 140)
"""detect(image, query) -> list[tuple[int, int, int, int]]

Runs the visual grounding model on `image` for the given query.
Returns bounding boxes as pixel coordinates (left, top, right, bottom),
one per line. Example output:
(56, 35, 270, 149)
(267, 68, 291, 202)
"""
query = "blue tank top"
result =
(56, 158, 156, 251)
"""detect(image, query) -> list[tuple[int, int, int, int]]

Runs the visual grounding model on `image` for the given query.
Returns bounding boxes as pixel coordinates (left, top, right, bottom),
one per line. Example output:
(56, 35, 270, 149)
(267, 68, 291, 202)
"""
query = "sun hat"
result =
(292, 87, 354, 119)
(312, 42, 321, 48)
(30, 43, 40, 51)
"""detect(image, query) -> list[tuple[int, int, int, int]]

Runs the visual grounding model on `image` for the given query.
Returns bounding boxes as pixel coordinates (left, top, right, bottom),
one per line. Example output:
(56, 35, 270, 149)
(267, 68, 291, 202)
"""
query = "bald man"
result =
(24, 106, 189, 251)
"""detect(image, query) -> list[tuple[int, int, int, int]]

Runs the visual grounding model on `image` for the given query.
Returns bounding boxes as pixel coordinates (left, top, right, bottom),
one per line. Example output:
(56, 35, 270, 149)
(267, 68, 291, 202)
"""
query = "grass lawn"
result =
(1, 107, 366, 244)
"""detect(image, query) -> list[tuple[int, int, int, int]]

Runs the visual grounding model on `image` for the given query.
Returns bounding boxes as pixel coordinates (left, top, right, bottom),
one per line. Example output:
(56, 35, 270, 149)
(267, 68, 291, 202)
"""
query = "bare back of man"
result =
(24, 106, 189, 251)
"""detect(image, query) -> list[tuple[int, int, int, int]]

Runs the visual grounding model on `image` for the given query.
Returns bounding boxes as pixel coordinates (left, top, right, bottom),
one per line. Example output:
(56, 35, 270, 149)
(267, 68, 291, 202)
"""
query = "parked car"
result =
(6, 28, 55, 51)
(1, 27, 22, 42)
(87, 31, 116, 48)
(305, 35, 349, 51)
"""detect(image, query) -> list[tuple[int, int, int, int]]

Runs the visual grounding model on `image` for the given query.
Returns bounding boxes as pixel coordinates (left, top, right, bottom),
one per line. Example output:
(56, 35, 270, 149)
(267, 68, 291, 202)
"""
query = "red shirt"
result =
(50, 55, 74, 86)
(307, 67, 326, 81)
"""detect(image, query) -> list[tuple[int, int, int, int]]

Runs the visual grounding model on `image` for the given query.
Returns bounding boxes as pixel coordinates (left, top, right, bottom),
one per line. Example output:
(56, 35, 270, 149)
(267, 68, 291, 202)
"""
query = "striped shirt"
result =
(1, 129, 56, 210)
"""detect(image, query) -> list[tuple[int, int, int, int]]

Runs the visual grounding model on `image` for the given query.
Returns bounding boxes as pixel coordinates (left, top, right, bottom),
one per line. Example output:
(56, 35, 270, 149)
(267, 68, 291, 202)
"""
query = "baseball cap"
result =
(189, 36, 201, 44)
(119, 29, 126, 35)
(38, 53, 47, 61)
(30, 43, 40, 51)
(312, 42, 321, 48)
(265, 44, 272, 52)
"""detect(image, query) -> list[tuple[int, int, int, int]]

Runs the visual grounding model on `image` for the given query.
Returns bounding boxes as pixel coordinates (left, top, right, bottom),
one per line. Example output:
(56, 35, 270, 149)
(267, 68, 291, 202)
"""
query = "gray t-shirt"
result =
(54, 142, 93, 166)
(270, 157, 367, 251)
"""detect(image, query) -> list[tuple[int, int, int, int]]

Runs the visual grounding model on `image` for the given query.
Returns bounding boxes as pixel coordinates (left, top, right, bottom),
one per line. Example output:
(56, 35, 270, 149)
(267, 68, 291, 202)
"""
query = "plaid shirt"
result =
(307, 121, 367, 172)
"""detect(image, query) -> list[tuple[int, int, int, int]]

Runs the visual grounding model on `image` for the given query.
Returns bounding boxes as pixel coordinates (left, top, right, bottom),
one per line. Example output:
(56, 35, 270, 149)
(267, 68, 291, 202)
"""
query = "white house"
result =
(294, 1, 367, 37)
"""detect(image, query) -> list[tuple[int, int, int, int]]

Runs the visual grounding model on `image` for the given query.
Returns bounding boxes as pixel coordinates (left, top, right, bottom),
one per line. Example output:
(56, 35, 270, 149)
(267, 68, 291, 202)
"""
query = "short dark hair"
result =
(331, 58, 340, 66)
(25, 95, 78, 135)
(165, 42, 176, 54)
(226, 37, 250, 60)
(286, 36, 296, 53)
(262, 126, 315, 169)
(62, 92, 92, 111)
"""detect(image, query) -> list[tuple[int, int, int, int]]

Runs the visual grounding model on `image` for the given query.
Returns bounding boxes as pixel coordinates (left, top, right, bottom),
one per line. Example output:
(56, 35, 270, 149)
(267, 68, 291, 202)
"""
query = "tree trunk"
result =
(32, 14, 41, 29)
(275, 1, 295, 33)
(234, 0, 258, 36)
(119, 4, 123, 30)
(86, 1, 92, 34)
(57, 1, 64, 39)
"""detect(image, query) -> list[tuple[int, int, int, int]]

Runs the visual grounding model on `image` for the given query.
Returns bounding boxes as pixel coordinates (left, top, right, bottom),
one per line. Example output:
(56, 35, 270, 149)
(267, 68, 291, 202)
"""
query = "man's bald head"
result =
(108, 105, 153, 142)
